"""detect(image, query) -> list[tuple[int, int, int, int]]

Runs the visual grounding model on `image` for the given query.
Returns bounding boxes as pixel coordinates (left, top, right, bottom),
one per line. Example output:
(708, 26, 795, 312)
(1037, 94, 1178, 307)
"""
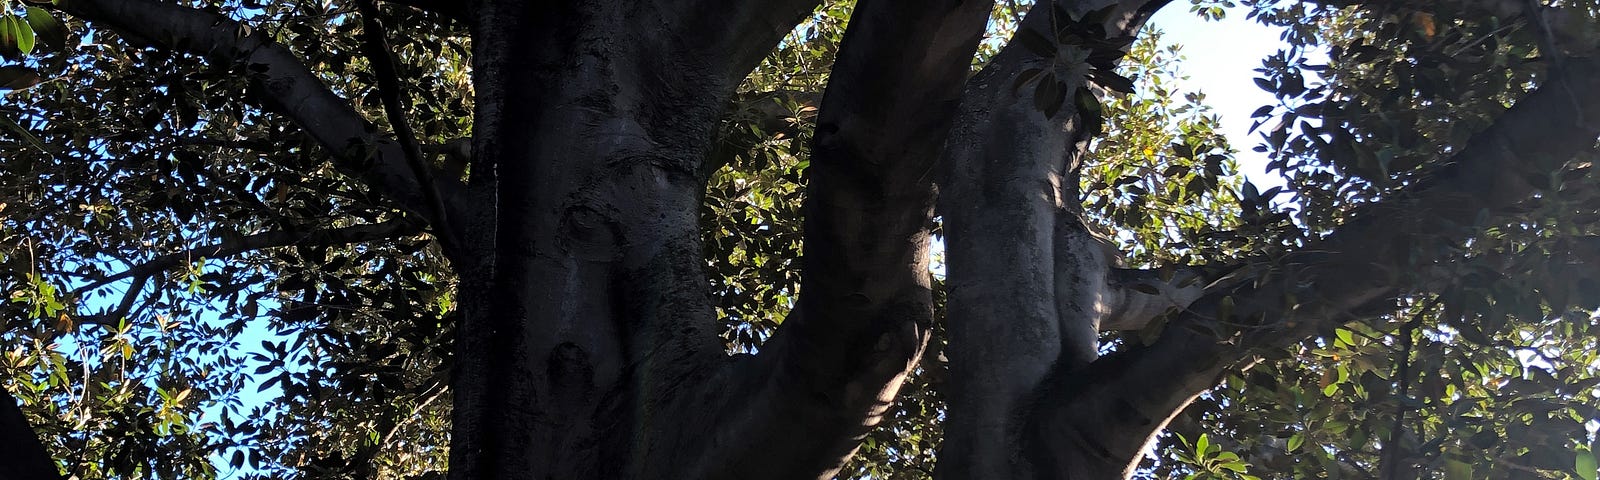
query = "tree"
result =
(2, 0, 1598, 478)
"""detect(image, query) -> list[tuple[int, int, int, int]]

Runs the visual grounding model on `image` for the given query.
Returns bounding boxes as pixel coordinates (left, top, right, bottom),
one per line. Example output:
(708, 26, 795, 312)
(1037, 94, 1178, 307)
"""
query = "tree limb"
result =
(378, 0, 468, 21)
(355, 0, 458, 252)
(56, 0, 465, 228)
(659, 0, 824, 82)
(74, 219, 423, 297)
(0, 388, 62, 480)
(935, 0, 1171, 476)
(1036, 55, 1600, 477)
(1099, 266, 1207, 331)
(697, 1, 994, 478)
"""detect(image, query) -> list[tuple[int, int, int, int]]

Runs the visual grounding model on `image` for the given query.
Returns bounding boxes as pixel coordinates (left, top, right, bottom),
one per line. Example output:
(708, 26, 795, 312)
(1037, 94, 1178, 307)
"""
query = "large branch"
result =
(57, 0, 463, 229)
(0, 388, 62, 480)
(1035, 55, 1600, 478)
(659, 0, 824, 82)
(693, 1, 993, 478)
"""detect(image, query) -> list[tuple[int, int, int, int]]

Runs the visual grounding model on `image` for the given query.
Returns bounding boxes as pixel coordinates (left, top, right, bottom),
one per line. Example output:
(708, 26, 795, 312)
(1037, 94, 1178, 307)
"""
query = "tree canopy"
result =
(2, 0, 1599, 479)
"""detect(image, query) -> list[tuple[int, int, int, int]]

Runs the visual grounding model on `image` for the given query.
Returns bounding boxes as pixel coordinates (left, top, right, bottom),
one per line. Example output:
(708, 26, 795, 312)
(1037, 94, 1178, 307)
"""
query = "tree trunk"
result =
(445, 2, 755, 477)
(445, 0, 989, 478)
(938, 1, 1180, 478)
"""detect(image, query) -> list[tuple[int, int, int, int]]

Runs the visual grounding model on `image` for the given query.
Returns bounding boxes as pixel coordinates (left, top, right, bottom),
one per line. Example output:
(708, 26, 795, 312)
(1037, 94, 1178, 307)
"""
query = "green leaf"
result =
(0, 16, 17, 57)
(1013, 67, 1044, 94)
(1013, 28, 1056, 58)
(6, 16, 34, 55)
(24, 7, 64, 49)
(1253, 77, 1274, 92)
(1577, 449, 1597, 480)
(1092, 70, 1136, 94)
(1335, 328, 1354, 346)
(1444, 459, 1473, 480)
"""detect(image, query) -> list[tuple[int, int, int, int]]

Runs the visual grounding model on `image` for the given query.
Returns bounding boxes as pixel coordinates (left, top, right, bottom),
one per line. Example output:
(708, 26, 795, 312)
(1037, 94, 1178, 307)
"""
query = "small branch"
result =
(355, 0, 458, 251)
(377, 0, 467, 21)
(78, 274, 151, 327)
(1099, 266, 1208, 331)
(74, 219, 423, 296)
(1380, 298, 1439, 480)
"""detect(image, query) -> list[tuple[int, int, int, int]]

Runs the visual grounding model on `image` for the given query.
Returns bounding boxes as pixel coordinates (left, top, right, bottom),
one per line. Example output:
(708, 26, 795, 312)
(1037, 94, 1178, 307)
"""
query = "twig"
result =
(356, 0, 459, 252)
(1380, 296, 1440, 480)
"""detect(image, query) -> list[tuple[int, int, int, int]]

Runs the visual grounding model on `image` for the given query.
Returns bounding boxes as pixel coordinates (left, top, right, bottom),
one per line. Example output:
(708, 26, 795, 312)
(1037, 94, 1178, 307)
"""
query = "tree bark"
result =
(1025, 54, 1600, 479)
(937, 1, 1169, 478)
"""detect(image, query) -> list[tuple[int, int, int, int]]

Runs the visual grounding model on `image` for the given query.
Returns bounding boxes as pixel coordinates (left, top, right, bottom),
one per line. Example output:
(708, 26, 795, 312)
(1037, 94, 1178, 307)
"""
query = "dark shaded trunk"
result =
(0, 389, 61, 480)
(446, 2, 748, 478)
(446, 1, 988, 478)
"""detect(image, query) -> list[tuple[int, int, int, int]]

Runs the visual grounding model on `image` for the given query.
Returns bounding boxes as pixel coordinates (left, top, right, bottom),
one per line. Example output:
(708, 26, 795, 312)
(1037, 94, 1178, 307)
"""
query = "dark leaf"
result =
(0, 65, 42, 89)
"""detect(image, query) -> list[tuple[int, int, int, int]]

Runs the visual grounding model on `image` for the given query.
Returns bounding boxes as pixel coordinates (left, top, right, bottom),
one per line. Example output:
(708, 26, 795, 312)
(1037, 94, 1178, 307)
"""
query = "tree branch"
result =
(56, 0, 464, 228)
(0, 388, 62, 480)
(1099, 266, 1207, 331)
(378, 0, 468, 21)
(661, 0, 824, 82)
(74, 219, 423, 296)
(1036, 55, 1600, 477)
(355, 0, 458, 252)
(935, 0, 1171, 476)
(697, 1, 994, 478)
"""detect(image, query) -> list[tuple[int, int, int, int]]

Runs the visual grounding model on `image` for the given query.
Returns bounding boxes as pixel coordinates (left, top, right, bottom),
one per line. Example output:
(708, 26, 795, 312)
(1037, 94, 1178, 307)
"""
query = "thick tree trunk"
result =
(446, 2, 754, 478)
(937, 1, 1180, 478)
(445, 1, 989, 478)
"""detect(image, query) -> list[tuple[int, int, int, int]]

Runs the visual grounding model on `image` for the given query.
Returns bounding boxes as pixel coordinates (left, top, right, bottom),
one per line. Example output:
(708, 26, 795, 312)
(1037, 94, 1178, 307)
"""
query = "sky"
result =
(1146, 6, 1293, 190)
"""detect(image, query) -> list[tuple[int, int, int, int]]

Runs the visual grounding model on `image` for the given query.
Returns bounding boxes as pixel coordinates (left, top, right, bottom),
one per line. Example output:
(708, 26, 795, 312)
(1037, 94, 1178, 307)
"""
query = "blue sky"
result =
(1147, 6, 1291, 190)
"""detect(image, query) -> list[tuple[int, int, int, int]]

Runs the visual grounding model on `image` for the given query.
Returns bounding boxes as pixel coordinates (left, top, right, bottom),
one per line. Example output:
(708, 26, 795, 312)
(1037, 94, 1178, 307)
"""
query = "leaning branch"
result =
(696, 1, 995, 478)
(667, 0, 822, 82)
(355, 0, 457, 251)
(1038, 55, 1600, 476)
(56, 0, 463, 226)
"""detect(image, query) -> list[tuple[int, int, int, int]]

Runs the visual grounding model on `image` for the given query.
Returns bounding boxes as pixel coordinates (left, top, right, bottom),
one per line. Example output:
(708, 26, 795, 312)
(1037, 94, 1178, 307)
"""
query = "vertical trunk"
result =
(447, 2, 736, 477)
(938, 1, 1171, 478)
